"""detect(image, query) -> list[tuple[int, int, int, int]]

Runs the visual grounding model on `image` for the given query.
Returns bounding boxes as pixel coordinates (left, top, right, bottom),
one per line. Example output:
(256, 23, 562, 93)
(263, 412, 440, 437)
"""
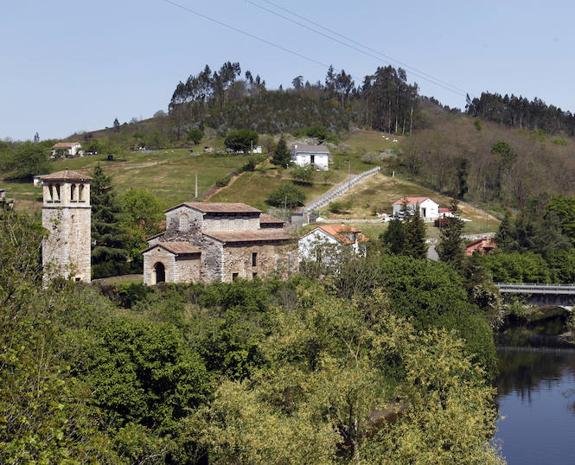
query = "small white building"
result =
(392, 197, 440, 221)
(299, 224, 368, 262)
(291, 144, 331, 171)
(51, 142, 83, 158)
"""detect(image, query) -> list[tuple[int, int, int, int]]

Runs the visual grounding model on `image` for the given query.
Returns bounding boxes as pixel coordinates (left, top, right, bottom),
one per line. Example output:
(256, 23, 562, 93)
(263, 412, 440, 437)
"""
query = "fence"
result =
(303, 166, 381, 214)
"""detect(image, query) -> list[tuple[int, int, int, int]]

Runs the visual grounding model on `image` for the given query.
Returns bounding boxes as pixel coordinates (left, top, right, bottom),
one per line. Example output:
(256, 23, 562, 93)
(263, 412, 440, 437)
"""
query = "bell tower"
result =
(38, 170, 92, 282)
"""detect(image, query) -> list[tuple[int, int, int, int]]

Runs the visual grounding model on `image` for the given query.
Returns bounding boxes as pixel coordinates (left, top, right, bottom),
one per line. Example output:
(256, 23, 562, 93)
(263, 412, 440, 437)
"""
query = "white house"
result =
(299, 224, 368, 262)
(291, 144, 331, 171)
(392, 196, 440, 221)
(51, 142, 83, 158)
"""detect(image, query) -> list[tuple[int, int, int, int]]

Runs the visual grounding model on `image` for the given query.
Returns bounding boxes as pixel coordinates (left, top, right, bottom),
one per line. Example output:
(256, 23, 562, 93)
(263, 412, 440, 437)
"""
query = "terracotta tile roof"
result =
(260, 214, 285, 225)
(439, 207, 451, 213)
(52, 142, 81, 148)
(291, 143, 331, 154)
(166, 202, 261, 214)
(37, 170, 93, 182)
(392, 196, 434, 206)
(315, 224, 368, 245)
(204, 230, 292, 243)
(143, 241, 201, 255)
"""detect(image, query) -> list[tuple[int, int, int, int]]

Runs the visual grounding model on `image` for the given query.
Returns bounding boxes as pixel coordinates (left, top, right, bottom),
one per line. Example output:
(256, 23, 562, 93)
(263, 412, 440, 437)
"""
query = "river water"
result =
(496, 347, 575, 465)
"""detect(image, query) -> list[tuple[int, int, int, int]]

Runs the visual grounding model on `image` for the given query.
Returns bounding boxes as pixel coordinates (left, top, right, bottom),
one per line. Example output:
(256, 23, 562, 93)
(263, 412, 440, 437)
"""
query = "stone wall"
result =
(175, 256, 201, 283)
(42, 204, 91, 282)
(166, 206, 204, 233)
(165, 206, 260, 234)
(221, 241, 297, 283)
(202, 214, 260, 232)
(143, 247, 176, 285)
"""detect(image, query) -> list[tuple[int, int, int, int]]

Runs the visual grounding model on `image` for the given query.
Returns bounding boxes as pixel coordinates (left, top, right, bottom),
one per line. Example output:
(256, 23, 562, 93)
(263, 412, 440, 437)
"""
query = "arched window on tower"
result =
(79, 184, 85, 202)
(70, 184, 77, 202)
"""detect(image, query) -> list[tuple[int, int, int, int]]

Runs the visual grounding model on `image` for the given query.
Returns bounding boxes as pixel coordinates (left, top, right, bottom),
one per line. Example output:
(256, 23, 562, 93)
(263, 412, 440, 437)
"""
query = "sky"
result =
(1, 0, 574, 140)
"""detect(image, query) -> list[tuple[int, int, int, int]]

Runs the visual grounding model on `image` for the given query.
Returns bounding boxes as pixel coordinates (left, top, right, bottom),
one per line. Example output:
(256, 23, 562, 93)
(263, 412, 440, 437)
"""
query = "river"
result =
(496, 347, 575, 464)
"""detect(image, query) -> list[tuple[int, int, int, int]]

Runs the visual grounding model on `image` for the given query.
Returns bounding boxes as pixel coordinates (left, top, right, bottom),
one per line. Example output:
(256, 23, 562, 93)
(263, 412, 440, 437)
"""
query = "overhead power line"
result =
(159, 0, 331, 70)
(248, 0, 469, 97)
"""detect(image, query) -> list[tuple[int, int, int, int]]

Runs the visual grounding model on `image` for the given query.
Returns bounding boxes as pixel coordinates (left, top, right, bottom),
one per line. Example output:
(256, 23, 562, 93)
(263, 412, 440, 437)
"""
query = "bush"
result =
(328, 200, 351, 214)
(305, 126, 328, 142)
(480, 251, 551, 283)
(216, 173, 234, 188)
(291, 165, 314, 185)
(224, 129, 259, 153)
(267, 183, 305, 208)
(187, 127, 204, 145)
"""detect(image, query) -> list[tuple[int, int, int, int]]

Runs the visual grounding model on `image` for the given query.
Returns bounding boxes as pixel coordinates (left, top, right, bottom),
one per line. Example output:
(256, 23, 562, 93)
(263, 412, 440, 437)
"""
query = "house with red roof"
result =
(298, 224, 369, 262)
(465, 237, 497, 256)
(392, 196, 440, 221)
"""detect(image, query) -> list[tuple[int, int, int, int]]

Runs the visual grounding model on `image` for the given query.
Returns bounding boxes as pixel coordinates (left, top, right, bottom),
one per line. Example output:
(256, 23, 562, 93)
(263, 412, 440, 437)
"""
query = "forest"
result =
(466, 92, 575, 135)
(168, 62, 419, 136)
(0, 209, 504, 464)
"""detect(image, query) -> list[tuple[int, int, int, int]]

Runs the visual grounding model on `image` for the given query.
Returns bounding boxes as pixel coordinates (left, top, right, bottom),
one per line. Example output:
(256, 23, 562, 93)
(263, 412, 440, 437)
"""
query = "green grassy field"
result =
(2, 130, 499, 238)
(4, 149, 252, 210)
(209, 130, 391, 209)
(318, 173, 500, 235)
(209, 161, 363, 209)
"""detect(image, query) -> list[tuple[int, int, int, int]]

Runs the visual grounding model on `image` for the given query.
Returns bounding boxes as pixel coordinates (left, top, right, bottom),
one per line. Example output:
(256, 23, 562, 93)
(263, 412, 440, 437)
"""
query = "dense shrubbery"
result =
(266, 182, 306, 208)
(0, 211, 503, 464)
(224, 129, 258, 153)
(484, 194, 575, 283)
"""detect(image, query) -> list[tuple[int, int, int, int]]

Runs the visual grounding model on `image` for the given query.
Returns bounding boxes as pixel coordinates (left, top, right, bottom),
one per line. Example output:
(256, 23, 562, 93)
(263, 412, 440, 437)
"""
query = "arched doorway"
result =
(153, 262, 166, 284)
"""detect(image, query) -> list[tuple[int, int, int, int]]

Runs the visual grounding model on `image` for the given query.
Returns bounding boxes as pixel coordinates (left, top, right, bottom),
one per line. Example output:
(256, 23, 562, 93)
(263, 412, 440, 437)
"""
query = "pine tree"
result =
(437, 199, 465, 270)
(113, 118, 120, 132)
(495, 210, 516, 251)
(404, 206, 428, 259)
(456, 159, 469, 200)
(33, 132, 40, 143)
(271, 136, 291, 168)
(91, 165, 129, 278)
(380, 217, 405, 255)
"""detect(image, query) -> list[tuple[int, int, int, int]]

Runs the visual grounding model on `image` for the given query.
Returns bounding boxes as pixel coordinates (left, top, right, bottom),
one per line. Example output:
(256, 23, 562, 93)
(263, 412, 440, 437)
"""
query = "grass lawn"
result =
(340, 129, 402, 153)
(4, 150, 252, 210)
(319, 173, 500, 236)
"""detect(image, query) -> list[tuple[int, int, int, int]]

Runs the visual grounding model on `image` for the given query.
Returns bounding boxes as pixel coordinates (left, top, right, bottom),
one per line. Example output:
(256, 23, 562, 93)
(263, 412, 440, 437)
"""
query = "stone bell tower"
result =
(38, 170, 92, 282)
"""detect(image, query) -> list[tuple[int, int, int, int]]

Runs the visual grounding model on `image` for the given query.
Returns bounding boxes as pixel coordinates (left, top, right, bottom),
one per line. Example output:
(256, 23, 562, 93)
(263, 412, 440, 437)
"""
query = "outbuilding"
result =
(291, 144, 331, 171)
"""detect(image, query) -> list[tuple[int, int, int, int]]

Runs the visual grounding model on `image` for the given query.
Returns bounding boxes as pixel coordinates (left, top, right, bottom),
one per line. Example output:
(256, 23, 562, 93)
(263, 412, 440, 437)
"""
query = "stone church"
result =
(142, 202, 296, 285)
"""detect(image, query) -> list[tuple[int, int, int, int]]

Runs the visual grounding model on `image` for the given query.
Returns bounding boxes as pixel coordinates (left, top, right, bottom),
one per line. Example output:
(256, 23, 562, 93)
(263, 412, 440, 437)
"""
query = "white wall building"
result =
(291, 144, 331, 171)
(299, 224, 367, 262)
(392, 197, 440, 221)
(51, 142, 83, 158)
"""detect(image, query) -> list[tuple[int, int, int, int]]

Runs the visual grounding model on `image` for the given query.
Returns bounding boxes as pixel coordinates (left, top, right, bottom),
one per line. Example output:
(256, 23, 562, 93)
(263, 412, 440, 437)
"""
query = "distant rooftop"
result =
(166, 202, 261, 214)
(204, 230, 292, 243)
(315, 224, 368, 245)
(260, 214, 285, 225)
(291, 143, 331, 154)
(37, 170, 93, 182)
(143, 241, 201, 255)
(392, 196, 435, 206)
(52, 142, 81, 148)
